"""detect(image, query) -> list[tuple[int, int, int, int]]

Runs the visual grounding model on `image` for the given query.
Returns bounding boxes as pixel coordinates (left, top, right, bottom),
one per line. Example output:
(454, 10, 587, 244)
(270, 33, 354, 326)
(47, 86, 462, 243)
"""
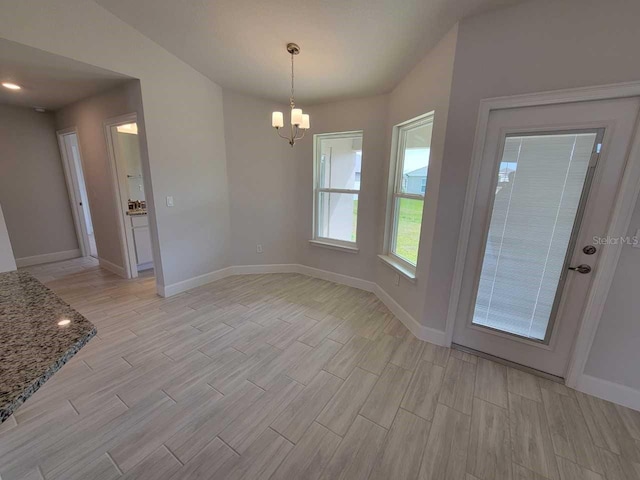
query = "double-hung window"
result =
(382, 113, 434, 275)
(312, 131, 363, 249)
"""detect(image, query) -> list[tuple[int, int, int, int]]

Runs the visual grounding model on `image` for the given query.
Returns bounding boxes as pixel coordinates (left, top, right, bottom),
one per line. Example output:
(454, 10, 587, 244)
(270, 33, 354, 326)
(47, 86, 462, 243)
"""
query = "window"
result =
(313, 131, 363, 248)
(383, 113, 434, 273)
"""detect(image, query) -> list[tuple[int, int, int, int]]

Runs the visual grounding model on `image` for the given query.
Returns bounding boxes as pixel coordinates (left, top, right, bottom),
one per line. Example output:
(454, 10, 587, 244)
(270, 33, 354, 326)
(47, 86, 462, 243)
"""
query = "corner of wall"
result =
(0, 204, 17, 273)
(576, 374, 640, 411)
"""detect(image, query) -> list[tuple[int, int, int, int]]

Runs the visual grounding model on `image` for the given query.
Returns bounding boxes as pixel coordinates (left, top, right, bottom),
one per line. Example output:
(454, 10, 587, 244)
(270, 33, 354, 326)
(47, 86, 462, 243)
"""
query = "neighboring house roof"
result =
(405, 166, 427, 177)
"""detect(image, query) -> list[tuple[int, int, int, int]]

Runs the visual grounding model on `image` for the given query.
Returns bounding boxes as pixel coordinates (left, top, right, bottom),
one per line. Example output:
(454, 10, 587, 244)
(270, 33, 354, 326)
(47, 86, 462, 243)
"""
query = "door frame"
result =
(57, 127, 92, 258)
(446, 81, 640, 387)
(103, 113, 139, 279)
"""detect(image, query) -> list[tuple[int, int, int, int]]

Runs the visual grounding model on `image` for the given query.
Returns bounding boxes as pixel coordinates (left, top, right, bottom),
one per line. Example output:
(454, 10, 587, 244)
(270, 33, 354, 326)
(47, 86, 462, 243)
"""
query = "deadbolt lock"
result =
(583, 245, 597, 255)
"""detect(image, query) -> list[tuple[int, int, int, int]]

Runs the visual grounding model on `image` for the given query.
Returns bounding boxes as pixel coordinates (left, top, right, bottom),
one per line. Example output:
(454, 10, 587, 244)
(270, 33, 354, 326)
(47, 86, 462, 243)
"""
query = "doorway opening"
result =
(104, 114, 154, 279)
(57, 129, 97, 258)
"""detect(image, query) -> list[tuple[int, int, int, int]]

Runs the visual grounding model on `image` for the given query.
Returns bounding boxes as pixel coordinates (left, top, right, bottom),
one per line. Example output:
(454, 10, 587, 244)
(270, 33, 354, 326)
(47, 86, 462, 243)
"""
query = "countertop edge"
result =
(0, 326, 97, 423)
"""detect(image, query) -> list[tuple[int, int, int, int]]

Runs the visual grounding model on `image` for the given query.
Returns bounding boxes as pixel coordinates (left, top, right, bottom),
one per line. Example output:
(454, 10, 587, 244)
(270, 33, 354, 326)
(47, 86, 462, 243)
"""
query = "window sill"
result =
(377, 254, 417, 282)
(309, 239, 359, 254)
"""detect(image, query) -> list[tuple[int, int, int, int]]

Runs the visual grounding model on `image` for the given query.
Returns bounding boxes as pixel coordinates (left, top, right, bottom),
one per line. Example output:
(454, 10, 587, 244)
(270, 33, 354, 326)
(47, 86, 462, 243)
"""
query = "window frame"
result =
(382, 112, 435, 275)
(312, 130, 364, 250)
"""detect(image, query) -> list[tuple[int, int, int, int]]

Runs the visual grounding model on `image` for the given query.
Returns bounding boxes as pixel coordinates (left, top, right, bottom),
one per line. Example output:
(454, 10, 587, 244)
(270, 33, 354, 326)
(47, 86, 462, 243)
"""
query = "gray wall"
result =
(222, 0, 640, 392)
(56, 82, 144, 270)
(0, 104, 78, 261)
(295, 95, 389, 282)
(221, 24, 458, 318)
(438, 0, 640, 387)
(377, 24, 458, 323)
(1, 0, 231, 290)
(222, 91, 297, 266)
(0, 204, 17, 272)
(585, 207, 640, 390)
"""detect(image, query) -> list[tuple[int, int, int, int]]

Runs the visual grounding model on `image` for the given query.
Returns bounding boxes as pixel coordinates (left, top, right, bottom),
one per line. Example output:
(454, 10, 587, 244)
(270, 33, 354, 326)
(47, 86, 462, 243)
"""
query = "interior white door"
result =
(453, 97, 640, 377)
(60, 133, 95, 258)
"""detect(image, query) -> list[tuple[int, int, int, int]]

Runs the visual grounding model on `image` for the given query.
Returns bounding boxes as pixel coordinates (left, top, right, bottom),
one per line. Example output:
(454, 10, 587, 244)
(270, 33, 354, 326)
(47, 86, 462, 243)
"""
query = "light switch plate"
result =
(166, 196, 174, 207)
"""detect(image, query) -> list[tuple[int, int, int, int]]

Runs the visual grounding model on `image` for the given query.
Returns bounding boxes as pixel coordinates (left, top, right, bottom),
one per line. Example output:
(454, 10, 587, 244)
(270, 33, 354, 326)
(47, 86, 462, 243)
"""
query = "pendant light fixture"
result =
(271, 43, 310, 146)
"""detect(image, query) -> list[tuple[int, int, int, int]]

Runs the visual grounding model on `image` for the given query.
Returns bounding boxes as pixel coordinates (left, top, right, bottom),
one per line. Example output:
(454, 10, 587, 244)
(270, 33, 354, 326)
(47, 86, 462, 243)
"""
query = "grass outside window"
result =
(393, 197, 423, 265)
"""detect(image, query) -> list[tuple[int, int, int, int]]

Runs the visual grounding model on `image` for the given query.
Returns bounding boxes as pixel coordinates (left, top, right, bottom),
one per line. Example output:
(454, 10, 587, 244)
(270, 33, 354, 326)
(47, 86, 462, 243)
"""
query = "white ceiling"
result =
(93, 0, 526, 104)
(0, 39, 132, 111)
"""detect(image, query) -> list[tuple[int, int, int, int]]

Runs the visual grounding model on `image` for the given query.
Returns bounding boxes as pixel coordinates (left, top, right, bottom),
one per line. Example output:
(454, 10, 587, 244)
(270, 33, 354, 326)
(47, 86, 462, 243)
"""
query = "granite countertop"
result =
(0, 271, 96, 422)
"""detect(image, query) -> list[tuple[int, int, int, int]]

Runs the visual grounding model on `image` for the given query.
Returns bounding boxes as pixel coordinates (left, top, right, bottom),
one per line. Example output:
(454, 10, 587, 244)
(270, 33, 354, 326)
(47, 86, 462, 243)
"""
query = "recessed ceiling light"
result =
(34, 107, 46, 113)
(57, 319, 71, 326)
(2, 82, 21, 90)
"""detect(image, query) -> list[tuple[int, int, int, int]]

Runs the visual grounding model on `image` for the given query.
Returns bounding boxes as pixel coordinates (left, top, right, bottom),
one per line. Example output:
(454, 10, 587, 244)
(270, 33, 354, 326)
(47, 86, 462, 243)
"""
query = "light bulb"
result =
(291, 108, 303, 126)
(272, 111, 284, 128)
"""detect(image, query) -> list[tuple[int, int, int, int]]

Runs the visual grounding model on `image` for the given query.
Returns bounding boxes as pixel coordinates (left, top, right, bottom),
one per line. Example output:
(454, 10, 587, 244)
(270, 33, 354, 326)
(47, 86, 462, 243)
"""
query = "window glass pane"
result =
(392, 197, 424, 265)
(399, 122, 432, 195)
(472, 132, 596, 340)
(318, 135, 362, 190)
(317, 192, 358, 243)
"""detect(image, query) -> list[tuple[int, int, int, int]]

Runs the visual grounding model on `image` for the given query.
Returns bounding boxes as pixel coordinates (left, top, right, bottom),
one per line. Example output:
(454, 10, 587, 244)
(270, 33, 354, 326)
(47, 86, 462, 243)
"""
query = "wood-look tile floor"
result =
(1, 257, 640, 480)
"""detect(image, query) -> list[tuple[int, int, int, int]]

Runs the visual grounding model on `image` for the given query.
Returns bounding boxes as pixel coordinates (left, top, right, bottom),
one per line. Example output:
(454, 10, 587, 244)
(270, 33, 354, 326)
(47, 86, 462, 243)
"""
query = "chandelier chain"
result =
(290, 51, 295, 108)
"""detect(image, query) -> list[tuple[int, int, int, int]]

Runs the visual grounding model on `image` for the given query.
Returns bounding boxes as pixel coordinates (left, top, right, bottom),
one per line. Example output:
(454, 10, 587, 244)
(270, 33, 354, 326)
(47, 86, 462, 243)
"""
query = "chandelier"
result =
(271, 43, 310, 146)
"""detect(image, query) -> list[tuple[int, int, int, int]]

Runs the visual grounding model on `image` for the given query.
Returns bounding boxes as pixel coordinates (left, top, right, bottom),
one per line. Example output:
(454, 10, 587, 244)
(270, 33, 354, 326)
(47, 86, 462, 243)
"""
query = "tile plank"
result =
(401, 360, 444, 421)
(540, 388, 602, 474)
(422, 343, 451, 367)
(419, 403, 471, 480)
(286, 339, 342, 385)
(439, 356, 476, 415)
(358, 334, 399, 375)
(509, 392, 559, 479)
(555, 456, 603, 480)
(219, 375, 304, 453)
(389, 334, 425, 370)
(467, 398, 512, 480)
(370, 409, 430, 480)
(475, 358, 508, 408)
(507, 368, 542, 403)
(324, 336, 371, 379)
(360, 363, 413, 429)
(317, 367, 378, 436)
(319, 416, 388, 480)
(271, 371, 343, 443)
(270, 423, 341, 480)
(121, 446, 182, 480)
(212, 428, 293, 480)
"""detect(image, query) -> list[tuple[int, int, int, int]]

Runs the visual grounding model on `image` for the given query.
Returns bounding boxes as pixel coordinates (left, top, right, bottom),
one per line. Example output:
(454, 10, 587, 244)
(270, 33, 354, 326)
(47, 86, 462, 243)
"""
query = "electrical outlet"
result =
(256, 244, 263, 253)
(394, 273, 400, 286)
(166, 196, 174, 207)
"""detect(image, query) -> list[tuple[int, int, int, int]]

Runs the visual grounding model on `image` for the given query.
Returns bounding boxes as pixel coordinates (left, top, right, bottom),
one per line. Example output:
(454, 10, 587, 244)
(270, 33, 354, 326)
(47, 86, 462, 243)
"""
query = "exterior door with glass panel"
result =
(453, 97, 640, 377)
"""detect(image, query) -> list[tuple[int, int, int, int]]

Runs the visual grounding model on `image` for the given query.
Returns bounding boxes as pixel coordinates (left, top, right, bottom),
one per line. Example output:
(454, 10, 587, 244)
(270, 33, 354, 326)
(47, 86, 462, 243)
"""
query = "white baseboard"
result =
(98, 257, 127, 278)
(158, 262, 446, 346)
(374, 284, 447, 346)
(297, 265, 377, 292)
(159, 266, 234, 297)
(231, 264, 300, 275)
(137, 261, 154, 272)
(15, 249, 81, 267)
(576, 374, 640, 411)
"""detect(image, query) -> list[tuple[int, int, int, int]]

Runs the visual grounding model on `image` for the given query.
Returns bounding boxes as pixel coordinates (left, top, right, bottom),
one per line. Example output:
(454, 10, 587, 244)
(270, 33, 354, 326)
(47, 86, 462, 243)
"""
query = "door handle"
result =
(568, 264, 592, 274)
